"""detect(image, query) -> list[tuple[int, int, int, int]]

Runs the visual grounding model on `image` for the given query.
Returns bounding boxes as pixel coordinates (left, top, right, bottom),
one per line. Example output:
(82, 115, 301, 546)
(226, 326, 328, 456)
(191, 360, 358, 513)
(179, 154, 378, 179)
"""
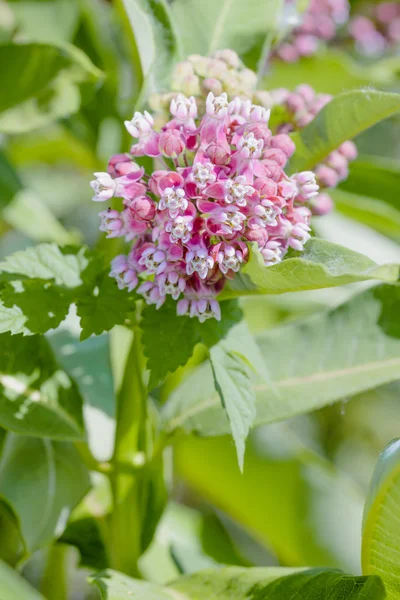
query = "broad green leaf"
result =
(0, 333, 85, 439)
(374, 286, 400, 339)
(0, 302, 30, 336)
(90, 567, 386, 600)
(0, 559, 44, 600)
(221, 238, 399, 299)
(362, 439, 400, 599)
(174, 431, 363, 571)
(0, 43, 102, 134)
(118, 0, 181, 97)
(162, 287, 400, 437)
(172, 568, 386, 600)
(0, 434, 90, 556)
(331, 189, 400, 239)
(141, 298, 242, 389)
(77, 270, 137, 341)
(60, 516, 109, 570)
(171, 0, 283, 60)
(0, 243, 89, 288)
(290, 90, 400, 172)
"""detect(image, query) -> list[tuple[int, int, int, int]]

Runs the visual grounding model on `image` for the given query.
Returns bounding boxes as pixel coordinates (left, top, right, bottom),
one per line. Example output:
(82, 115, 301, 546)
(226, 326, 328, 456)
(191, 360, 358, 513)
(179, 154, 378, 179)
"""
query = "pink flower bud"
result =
(206, 142, 230, 165)
(244, 123, 272, 146)
(254, 177, 278, 198)
(108, 154, 140, 177)
(245, 226, 268, 246)
(270, 134, 295, 158)
(201, 77, 223, 96)
(159, 129, 185, 158)
(338, 141, 358, 161)
(128, 196, 156, 222)
(311, 192, 334, 216)
(295, 85, 315, 105)
(263, 148, 288, 168)
(315, 165, 339, 188)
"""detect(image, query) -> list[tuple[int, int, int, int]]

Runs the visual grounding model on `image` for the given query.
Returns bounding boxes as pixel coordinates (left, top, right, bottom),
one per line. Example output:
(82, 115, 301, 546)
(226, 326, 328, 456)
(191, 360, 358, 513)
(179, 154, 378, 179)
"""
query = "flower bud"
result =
(201, 77, 223, 96)
(270, 134, 295, 157)
(206, 142, 230, 165)
(311, 192, 334, 216)
(128, 196, 156, 222)
(108, 154, 140, 177)
(338, 140, 358, 161)
(159, 129, 185, 158)
(315, 165, 339, 188)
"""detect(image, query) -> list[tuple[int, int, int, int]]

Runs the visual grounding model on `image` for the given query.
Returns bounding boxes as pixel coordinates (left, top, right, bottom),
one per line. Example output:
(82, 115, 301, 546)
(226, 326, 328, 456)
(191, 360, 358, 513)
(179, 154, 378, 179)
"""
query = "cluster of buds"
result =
(349, 2, 400, 56)
(91, 91, 320, 321)
(270, 85, 357, 215)
(275, 0, 350, 63)
(150, 50, 272, 125)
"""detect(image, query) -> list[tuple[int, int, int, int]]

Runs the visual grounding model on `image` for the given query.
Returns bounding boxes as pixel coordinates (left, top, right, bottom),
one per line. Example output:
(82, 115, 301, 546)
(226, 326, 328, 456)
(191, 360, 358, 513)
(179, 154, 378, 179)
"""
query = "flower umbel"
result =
(92, 88, 320, 321)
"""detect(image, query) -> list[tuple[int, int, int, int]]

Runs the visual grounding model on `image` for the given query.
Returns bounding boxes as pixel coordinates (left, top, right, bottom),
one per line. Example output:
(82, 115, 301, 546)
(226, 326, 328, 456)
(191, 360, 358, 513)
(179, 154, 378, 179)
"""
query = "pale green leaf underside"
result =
(362, 438, 400, 599)
(162, 288, 400, 436)
(0, 244, 88, 288)
(290, 89, 400, 172)
(222, 238, 399, 299)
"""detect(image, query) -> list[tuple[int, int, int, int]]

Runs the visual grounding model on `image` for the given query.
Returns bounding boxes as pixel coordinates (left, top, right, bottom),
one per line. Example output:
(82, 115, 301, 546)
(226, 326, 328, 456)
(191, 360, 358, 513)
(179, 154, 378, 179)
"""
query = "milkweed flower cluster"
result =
(91, 91, 320, 321)
(275, 0, 350, 63)
(271, 85, 357, 215)
(349, 2, 400, 56)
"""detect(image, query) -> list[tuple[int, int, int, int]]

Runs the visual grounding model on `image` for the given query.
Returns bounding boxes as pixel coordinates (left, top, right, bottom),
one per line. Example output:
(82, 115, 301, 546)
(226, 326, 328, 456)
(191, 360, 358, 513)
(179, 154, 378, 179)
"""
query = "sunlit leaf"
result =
(362, 438, 400, 599)
(290, 90, 400, 172)
(0, 559, 44, 600)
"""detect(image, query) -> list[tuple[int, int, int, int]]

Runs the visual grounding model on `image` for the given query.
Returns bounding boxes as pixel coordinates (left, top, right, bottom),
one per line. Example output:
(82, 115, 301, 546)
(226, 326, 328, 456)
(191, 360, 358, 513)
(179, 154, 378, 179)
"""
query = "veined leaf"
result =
(221, 238, 399, 299)
(141, 298, 242, 389)
(340, 158, 400, 212)
(290, 90, 400, 172)
(171, 0, 283, 61)
(90, 567, 386, 600)
(162, 287, 400, 437)
(0, 243, 89, 288)
(0, 151, 23, 211)
(0, 434, 90, 557)
(0, 559, 44, 600)
(362, 439, 400, 599)
(0, 333, 85, 439)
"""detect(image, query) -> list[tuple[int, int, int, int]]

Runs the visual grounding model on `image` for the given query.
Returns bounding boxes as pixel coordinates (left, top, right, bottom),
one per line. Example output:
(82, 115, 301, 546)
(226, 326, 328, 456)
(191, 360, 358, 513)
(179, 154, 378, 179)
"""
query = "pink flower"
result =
(90, 172, 119, 202)
(108, 154, 142, 177)
(159, 129, 186, 158)
(210, 241, 248, 276)
(157, 269, 186, 299)
(110, 255, 138, 291)
(99, 208, 125, 238)
(292, 171, 319, 201)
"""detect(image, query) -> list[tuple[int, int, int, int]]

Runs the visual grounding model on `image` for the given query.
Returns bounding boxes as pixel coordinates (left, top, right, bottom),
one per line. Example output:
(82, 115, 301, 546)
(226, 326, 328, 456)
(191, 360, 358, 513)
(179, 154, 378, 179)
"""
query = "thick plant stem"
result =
(110, 323, 147, 577)
(41, 544, 68, 600)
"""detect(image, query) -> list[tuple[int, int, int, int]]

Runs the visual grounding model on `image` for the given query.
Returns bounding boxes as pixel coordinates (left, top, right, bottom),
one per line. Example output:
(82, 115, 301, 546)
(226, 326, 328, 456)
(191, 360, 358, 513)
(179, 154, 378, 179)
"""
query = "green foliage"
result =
(0, 559, 44, 600)
(0, 333, 85, 439)
(90, 567, 386, 599)
(171, 0, 283, 69)
(222, 239, 399, 299)
(162, 286, 400, 437)
(290, 90, 400, 172)
(141, 298, 243, 388)
(0, 434, 90, 558)
(362, 439, 400, 599)
(0, 43, 102, 134)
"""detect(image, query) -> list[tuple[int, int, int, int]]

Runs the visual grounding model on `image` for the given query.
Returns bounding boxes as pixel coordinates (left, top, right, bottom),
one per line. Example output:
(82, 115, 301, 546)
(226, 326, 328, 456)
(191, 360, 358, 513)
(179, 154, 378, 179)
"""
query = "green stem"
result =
(110, 323, 147, 577)
(41, 544, 68, 600)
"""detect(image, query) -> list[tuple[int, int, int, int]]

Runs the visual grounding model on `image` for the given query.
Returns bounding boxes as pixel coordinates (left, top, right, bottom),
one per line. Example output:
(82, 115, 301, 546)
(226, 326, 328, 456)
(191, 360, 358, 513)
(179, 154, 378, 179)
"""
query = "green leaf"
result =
(141, 298, 242, 389)
(222, 238, 399, 299)
(0, 151, 23, 211)
(0, 43, 102, 134)
(172, 568, 386, 600)
(171, 0, 283, 60)
(0, 559, 44, 600)
(208, 322, 267, 471)
(118, 0, 181, 97)
(9, 0, 80, 43)
(362, 439, 400, 599)
(290, 90, 400, 172)
(339, 158, 400, 212)
(162, 287, 400, 437)
(0, 243, 89, 288)
(374, 285, 400, 339)
(60, 516, 109, 570)
(0, 333, 85, 439)
(90, 567, 386, 600)
(331, 189, 400, 239)
(77, 270, 137, 341)
(0, 434, 90, 556)
(174, 431, 364, 571)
